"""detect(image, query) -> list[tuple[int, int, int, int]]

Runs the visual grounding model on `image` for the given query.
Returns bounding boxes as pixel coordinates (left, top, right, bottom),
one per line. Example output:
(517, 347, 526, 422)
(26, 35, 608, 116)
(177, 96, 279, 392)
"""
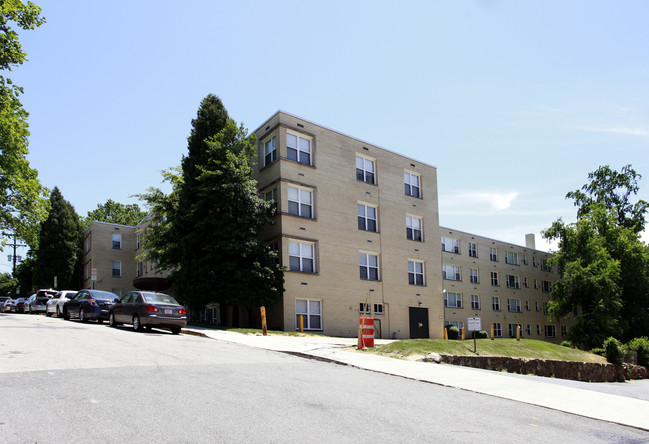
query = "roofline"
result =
(440, 226, 552, 255)
(253, 110, 437, 170)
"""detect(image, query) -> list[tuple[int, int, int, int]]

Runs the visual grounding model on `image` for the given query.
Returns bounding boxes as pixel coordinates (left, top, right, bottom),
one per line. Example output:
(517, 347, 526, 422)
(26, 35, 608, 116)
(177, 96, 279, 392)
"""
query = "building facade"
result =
(253, 111, 444, 339)
(440, 228, 569, 343)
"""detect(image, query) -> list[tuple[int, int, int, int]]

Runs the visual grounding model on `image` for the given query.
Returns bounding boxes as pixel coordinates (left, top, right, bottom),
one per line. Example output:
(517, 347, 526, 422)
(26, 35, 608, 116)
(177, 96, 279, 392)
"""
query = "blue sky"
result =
(3, 0, 649, 274)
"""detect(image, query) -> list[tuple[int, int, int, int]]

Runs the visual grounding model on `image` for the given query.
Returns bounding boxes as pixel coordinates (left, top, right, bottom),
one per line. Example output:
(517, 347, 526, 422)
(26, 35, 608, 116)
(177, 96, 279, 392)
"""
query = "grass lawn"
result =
(367, 338, 606, 363)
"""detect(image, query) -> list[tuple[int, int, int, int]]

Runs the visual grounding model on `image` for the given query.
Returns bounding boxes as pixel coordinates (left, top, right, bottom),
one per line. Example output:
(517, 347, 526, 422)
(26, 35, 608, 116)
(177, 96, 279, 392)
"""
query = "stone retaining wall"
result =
(426, 354, 648, 382)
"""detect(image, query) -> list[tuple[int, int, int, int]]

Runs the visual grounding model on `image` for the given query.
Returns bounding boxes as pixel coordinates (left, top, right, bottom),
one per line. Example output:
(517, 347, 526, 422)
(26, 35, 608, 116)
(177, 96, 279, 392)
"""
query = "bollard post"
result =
(444, 327, 448, 340)
(490, 324, 495, 340)
(260, 306, 267, 336)
(461, 327, 465, 341)
(516, 325, 521, 341)
(299, 314, 304, 332)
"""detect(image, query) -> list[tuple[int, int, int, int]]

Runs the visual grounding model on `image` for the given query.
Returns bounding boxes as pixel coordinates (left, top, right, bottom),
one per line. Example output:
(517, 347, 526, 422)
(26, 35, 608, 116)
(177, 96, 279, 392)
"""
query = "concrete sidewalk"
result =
(183, 327, 649, 431)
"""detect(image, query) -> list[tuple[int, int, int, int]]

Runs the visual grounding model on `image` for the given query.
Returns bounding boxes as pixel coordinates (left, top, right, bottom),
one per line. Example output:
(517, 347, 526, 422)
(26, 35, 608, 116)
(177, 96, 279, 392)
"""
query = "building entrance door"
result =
(408, 307, 429, 339)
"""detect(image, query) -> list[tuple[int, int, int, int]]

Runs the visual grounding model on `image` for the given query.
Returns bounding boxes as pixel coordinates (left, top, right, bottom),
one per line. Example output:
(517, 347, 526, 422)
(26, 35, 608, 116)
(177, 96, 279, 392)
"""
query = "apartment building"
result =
(82, 218, 170, 297)
(440, 228, 570, 343)
(253, 111, 444, 339)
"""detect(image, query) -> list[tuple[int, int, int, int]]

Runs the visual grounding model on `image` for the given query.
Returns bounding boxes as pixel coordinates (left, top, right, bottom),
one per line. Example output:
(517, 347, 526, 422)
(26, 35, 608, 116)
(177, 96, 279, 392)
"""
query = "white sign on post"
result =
(468, 317, 482, 331)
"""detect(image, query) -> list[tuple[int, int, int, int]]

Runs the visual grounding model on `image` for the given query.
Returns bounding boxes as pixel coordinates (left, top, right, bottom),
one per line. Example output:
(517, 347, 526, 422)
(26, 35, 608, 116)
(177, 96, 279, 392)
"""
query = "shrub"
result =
(627, 337, 649, 368)
(603, 337, 625, 365)
(590, 348, 606, 357)
(560, 340, 572, 348)
(475, 330, 489, 339)
(445, 325, 460, 340)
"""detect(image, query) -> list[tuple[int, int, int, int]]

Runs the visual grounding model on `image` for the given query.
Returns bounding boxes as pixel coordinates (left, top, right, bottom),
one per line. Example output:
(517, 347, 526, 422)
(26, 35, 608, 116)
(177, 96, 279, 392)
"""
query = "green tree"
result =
(0, 1, 49, 248)
(83, 199, 148, 228)
(138, 95, 283, 312)
(0, 272, 18, 296)
(545, 165, 649, 346)
(33, 187, 83, 290)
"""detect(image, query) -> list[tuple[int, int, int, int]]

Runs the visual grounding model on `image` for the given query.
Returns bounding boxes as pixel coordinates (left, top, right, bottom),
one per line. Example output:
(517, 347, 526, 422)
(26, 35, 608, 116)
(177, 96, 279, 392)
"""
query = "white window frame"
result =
(359, 303, 371, 314)
(541, 259, 552, 272)
(505, 251, 519, 265)
(469, 268, 479, 284)
(406, 215, 423, 242)
(561, 325, 567, 337)
(265, 188, 278, 215)
(287, 186, 313, 218)
(443, 264, 461, 281)
(545, 325, 556, 338)
(296, 299, 322, 331)
(507, 298, 522, 313)
(542, 280, 552, 293)
(489, 247, 498, 262)
(493, 322, 502, 337)
(492, 296, 500, 311)
(441, 237, 459, 254)
(360, 252, 380, 281)
(112, 233, 122, 250)
(356, 155, 376, 184)
(404, 171, 421, 198)
(506, 274, 520, 289)
(408, 260, 425, 286)
(136, 262, 143, 278)
(289, 240, 315, 273)
(111, 260, 121, 277)
(357, 203, 378, 232)
(468, 242, 477, 258)
(287, 132, 312, 165)
(263, 136, 277, 166)
(490, 271, 499, 286)
(444, 292, 462, 308)
(508, 323, 523, 338)
(373, 303, 384, 315)
(471, 294, 480, 310)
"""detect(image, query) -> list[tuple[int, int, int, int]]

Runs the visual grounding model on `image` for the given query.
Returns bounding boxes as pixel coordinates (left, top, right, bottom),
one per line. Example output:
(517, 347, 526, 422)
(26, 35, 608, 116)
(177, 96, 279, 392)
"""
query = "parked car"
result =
(46, 290, 78, 317)
(12, 297, 27, 313)
(26, 293, 50, 314)
(1, 298, 14, 313)
(63, 289, 119, 323)
(109, 291, 187, 334)
(24, 294, 38, 314)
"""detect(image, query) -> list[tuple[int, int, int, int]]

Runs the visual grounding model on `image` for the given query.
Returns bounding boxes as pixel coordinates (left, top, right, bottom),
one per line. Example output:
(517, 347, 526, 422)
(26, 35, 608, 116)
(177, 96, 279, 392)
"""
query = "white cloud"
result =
(441, 191, 518, 211)
(567, 125, 649, 137)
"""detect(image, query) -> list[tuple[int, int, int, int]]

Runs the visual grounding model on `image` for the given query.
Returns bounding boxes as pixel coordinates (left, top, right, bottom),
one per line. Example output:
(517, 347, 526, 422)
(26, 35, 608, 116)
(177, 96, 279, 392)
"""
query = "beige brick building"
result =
(253, 111, 444, 339)
(440, 228, 570, 343)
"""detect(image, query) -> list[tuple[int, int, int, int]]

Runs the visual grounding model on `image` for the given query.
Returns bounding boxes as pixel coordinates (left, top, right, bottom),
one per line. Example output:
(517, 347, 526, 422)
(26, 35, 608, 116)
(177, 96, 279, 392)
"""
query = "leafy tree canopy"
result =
(0, 272, 18, 296)
(33, 187, 83, 290)
(0, 1, 48, 248)
(83, 199, 148, 229)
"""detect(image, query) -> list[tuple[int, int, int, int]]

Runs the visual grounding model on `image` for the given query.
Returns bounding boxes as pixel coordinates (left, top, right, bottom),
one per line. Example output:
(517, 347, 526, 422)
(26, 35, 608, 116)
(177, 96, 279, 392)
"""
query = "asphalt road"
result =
(2, 313, 649, 443)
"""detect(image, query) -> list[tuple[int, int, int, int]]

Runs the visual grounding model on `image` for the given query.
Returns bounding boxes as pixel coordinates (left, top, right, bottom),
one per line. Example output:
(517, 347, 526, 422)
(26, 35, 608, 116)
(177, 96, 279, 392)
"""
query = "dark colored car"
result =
(13, 297, 28, 313)
(63, 290, 119, 323)
(109, 291, 187, 334)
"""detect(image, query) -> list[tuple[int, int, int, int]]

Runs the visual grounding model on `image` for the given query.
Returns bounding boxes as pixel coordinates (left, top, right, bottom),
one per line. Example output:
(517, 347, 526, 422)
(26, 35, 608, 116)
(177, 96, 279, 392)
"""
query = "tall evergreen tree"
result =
(139, 95, 283, 312)
(33, 187, 83, 290)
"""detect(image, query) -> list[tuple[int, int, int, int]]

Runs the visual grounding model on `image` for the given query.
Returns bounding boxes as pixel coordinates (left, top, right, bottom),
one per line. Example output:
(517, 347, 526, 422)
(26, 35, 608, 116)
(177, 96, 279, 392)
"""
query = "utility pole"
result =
(3, 232, 27, 275)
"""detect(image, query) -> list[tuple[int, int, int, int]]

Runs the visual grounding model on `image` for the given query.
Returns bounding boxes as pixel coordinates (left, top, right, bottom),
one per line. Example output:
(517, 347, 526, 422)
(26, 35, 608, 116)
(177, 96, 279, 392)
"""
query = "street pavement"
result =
(182, 326, 649, 432)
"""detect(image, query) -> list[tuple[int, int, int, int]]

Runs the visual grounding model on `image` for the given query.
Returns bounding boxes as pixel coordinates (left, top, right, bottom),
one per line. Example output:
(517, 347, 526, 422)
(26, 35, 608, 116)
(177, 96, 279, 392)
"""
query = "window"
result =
(525, 300, 530, 311)
(84, 263, 90, 280)
(359, 303, 371, 314)
(543, 302, 549, 315)
(136, 234, 141, 250)
(360, 253, 379, 280)
(289, 241, 315, 273)
(296, 299, 321, 330)
(356, 156, 375, 184)
(561, 325, 567, 337)
(469, 268, 479, 284)
(490, 271, 499, 286)
(545, 325, 556, 338)
(534, 279, 539, 289)
(505, 251, 519, 265)
(524, 277, 529, 288)
(526, 324, 532, 335)
(357, 204, 378, 232)
(523, 254, 528, 265)
(535, 301, 540, 312)
(508, 324, 523, 338)
(406, 216, 422, 241)
(492, 297, 500, 311)
(408, 260, 425, 286)
(489, 247, 498, 261)
(493, 323, 502, 337)
(404, 172, 420, 198)
(507, 298, 521, 313)
(446, 320, 464, 330)
(542, 280, 552, 293)
(506, 274, 520, 289)
(444, 292, 462, 308)
(443, 264, 460, 281)
(471, 294, 480, 310)
(468, 242, 478, 258)
(374, 304, 384, 314)
(112, 233, 122, 249)
(287, 133, 311, 165)
(136, 262, 143, 278)
(537, 324, 541, 335)
(111, 261, 121, 277)
(441, 237, 459, 253)
(84, 235, 91, 253)
(287, 186, 313, 218)
(265, 188, 278, 216)
(264, 136, 277, 166)
(541, 259, 552, 272)
(532, 256, 538, 267)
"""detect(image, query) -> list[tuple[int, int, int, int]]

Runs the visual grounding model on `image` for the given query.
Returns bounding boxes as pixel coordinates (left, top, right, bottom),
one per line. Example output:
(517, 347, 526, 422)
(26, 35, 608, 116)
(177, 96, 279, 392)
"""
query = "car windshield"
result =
(143, 293, 179, 305)
(91, 291, 118, 301)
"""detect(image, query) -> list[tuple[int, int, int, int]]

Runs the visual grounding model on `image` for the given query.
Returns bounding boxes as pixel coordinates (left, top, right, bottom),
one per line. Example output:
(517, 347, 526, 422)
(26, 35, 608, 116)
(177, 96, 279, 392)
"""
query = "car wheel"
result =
(56, 307, 61, 318)
(79, 308, 88, 323)
(63, 309, 70, 320)
(46, 309, 52, 317)
(132, 315, 143, 332)
(171, 327, 181, 335)
(109, 313, 117, 327)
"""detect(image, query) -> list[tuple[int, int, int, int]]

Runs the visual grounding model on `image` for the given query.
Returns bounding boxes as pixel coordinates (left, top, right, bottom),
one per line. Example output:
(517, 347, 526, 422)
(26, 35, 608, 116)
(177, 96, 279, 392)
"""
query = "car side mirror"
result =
(114, 299, 121, 303)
